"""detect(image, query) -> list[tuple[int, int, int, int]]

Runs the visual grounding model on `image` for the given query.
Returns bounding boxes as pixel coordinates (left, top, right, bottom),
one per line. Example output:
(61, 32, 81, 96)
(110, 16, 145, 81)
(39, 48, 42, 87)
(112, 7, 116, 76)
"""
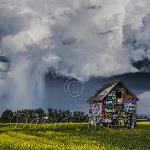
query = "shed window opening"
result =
(116, 91, 123, 98)
(116, 91, 123, 104)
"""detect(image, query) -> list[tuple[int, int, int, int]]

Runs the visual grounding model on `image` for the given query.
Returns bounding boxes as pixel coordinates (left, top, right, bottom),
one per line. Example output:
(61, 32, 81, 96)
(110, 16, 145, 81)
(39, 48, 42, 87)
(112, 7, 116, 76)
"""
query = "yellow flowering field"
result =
(0, 122, 149, 150)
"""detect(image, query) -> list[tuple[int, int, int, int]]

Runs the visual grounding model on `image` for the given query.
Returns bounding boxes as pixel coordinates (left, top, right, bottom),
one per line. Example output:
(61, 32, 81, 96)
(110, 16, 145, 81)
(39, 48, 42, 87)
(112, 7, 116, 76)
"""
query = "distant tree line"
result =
(137, 115, 150, 121)
(0, 108, 89, 123)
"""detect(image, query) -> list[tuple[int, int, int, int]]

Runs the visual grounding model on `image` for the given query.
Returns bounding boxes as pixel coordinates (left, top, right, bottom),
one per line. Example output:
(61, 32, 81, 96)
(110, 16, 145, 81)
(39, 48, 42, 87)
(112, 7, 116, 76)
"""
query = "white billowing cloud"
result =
(137, 91, 150, 114)
(0, 0, 150, 106)
(131, 48, 146, 62)
(147, 49, 150, 60)
(0, 62, 7, 70)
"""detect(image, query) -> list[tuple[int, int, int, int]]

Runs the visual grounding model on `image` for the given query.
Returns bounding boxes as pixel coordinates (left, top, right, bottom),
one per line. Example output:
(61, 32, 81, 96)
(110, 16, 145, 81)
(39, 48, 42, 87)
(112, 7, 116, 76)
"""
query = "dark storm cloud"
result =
(0, 0, 149, 113)
(43, 73, 150, 114)
(1, 0, 150, 80)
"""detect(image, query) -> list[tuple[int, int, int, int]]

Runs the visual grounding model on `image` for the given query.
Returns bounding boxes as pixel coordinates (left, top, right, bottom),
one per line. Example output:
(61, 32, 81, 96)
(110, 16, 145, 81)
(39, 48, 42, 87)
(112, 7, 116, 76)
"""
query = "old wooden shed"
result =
(88, 80, 139, 128)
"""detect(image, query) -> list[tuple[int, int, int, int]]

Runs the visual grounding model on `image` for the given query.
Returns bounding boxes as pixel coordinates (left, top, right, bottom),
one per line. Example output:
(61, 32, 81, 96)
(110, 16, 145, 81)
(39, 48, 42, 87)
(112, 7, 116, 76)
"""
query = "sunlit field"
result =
(0, 122, 149, 150)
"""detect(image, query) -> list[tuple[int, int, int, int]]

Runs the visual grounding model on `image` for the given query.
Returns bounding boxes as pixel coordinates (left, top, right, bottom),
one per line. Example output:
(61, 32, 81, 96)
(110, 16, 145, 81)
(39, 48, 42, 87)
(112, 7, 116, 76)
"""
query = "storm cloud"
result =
(0, 0, 150, 109)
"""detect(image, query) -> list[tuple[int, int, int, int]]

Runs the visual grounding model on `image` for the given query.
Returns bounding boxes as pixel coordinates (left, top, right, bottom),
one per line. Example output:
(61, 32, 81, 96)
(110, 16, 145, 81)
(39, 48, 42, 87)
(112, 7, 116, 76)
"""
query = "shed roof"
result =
(88, 80, 139, 103)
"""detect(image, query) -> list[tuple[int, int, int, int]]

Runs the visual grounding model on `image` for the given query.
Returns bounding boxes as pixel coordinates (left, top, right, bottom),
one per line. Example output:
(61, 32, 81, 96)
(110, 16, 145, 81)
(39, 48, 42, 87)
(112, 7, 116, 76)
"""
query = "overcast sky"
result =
(0, 0, 150, 114)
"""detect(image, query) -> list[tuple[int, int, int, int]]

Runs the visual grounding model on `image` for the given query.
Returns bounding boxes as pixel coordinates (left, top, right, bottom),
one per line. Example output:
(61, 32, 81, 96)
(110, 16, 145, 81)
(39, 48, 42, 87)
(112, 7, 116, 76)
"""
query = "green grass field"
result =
(0, 122, 149, 150)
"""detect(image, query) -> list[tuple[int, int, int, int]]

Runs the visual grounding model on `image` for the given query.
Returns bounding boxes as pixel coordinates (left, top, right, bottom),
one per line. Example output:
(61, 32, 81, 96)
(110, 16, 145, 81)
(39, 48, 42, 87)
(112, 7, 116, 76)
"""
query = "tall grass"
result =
(0, 122, 149, 150)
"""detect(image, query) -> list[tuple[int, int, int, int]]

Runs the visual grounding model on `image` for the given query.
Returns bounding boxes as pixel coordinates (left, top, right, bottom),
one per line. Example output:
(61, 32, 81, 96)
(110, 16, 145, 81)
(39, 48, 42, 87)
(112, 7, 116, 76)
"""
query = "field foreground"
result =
(0, 122, 150, 150)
